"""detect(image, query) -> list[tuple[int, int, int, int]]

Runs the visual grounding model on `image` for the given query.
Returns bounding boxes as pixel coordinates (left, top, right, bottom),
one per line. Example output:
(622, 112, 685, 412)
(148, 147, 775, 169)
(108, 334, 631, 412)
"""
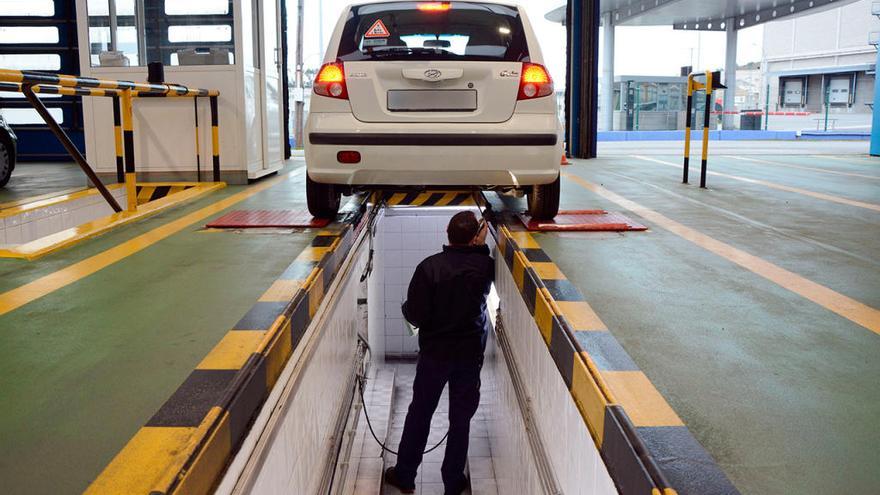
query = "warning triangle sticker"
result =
(365, 19, 391, 38)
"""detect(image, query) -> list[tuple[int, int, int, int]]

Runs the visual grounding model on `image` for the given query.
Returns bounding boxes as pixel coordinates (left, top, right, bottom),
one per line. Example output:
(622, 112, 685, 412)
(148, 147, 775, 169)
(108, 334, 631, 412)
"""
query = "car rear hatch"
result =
(336, 1, 529, 124)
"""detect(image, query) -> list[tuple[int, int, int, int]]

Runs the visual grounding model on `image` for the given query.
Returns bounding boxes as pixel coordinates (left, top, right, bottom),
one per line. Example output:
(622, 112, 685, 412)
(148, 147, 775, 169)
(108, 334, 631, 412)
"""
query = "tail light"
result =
(314, 61, 348, 100)
(518, 63, 553, 100)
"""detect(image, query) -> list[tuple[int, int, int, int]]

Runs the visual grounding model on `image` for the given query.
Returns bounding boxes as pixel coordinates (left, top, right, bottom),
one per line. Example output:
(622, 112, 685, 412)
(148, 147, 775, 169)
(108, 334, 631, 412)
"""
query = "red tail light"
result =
(314, 61, 348, 100)
(518, 63, 553, 100)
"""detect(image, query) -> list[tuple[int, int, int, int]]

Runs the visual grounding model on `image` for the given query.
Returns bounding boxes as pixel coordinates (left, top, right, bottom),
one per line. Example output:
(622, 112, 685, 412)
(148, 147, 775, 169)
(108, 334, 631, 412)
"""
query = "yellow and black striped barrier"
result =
(210, 96, 220, 182)
(0, 68, 222, 211)
(683, 70, 726, 188)
(0, 68, 219, 97)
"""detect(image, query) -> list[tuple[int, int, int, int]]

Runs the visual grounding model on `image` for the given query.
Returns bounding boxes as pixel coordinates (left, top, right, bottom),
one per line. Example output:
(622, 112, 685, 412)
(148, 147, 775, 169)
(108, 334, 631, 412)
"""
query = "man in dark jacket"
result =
(385, 210, 494, 495)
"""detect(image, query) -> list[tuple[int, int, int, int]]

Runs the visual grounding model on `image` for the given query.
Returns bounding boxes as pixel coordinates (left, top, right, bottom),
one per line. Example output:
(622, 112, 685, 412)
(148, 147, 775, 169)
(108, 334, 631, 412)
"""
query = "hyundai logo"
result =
(424, 69, 442, 79)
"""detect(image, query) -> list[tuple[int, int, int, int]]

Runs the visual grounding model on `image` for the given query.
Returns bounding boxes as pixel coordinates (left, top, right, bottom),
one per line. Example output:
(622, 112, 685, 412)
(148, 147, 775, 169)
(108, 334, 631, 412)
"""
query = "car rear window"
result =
(336, 1, 529, 62)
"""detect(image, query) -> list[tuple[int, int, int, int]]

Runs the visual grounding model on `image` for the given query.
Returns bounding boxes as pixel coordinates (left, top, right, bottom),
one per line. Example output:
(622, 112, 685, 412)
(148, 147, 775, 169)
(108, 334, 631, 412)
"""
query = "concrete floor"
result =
(0, 145, 877, 494)
(0, 162, 86, 205)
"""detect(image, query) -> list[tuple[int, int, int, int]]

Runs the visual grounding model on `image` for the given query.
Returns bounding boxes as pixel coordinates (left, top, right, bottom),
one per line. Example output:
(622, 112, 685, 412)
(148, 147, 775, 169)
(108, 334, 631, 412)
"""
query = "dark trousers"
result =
(394, 351, 483, 490)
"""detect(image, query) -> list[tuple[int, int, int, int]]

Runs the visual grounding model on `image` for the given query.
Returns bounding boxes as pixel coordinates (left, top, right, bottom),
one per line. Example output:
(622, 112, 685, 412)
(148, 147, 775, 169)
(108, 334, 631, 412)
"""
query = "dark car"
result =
(0, 114, 16, 187)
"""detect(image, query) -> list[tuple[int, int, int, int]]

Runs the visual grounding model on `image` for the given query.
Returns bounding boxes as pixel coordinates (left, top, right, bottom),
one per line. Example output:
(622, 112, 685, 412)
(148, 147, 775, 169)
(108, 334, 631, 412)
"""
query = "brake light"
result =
(417, 2, 451, 11)
(518, 63, 553, 100)
(314, 62, 348, 100)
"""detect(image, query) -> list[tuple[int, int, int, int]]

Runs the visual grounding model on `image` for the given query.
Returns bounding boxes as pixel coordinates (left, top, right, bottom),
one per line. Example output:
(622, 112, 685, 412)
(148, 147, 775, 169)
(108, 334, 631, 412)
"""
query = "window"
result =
(337, 2, 529, 62)
(0, 0, 54, 16)
(165, 0, 229, 15)
(168, 25, 232, 43)
(0, 107, 64, 125)
(0, 54, 61, 71)
(0, 27, 59, 44)
(86, 0, 235, 67)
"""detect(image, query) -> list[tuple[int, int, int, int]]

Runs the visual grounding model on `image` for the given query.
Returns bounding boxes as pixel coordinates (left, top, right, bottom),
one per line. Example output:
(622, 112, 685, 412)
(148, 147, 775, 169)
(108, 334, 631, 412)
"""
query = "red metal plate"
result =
(517, 210, 647, 232)
(206, 210, 331, 228)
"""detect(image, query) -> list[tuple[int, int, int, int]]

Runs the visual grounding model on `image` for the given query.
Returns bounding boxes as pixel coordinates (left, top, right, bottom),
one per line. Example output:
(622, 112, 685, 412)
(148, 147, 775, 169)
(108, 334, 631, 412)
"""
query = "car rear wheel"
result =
(527, 175, 560, 220)
(306, 174, 341, 219)
(0, 140, 11, 188)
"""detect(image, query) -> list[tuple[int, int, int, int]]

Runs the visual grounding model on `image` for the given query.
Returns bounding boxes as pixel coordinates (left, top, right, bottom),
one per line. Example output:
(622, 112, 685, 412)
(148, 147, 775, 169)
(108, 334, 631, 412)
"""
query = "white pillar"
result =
(602, 11, 615, 131)
(723, 19, 737, 129)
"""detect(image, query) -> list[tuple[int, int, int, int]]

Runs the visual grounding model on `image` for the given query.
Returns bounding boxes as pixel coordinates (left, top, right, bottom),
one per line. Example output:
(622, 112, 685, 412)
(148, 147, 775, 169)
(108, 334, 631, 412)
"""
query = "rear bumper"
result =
(304, 113, 563, 187)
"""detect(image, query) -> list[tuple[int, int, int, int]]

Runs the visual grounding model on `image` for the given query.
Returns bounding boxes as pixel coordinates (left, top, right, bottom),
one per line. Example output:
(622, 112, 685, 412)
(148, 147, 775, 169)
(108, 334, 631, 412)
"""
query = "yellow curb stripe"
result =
(259, 279, 304, 302)
(601, 371, 684, 427)
(633, 155, 880, 212)
(564, 172, 880, 336)
(531, 261, 566, 280)
(571, 354, 609, 445)
(196, 330, 266, 370)
(534, 287, 557, 344)
(557, 301, 607, 331)
(0, 174, 290, 317)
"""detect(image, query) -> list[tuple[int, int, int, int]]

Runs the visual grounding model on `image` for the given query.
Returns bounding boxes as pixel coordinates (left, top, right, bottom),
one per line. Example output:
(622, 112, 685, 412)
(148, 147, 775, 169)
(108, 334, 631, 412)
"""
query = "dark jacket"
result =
(402, 244, 495, 359)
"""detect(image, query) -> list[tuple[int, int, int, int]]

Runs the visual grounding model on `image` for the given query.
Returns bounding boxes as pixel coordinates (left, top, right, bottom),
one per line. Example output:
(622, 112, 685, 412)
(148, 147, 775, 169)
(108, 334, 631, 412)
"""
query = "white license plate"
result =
(387, 90, 477, 112)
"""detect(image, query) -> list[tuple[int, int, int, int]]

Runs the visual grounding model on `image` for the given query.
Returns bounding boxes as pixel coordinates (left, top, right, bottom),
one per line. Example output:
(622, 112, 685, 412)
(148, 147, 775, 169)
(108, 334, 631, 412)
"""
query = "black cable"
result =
(355, 371, 448, 456)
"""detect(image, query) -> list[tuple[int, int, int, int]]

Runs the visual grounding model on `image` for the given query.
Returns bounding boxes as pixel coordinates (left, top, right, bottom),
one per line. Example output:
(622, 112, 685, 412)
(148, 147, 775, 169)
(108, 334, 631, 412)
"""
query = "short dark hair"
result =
(447, 211, 479, 245)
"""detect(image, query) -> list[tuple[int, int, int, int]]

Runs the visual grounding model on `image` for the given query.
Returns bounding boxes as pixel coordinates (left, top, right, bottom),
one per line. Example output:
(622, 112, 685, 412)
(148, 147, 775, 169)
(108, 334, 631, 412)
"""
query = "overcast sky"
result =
(301, 0, 765, 84)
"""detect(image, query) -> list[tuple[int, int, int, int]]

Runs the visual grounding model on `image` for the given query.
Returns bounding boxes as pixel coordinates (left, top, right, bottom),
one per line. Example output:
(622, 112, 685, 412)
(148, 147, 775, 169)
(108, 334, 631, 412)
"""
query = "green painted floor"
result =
(0, 162, 319, 494)
(1, 151, 878, 495)
(541, 153, 880, 495)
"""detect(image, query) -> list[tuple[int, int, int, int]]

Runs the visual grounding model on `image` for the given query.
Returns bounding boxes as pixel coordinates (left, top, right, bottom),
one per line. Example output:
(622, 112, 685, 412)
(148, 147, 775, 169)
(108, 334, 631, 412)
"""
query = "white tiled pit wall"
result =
(0, 187, 127, 247)
(372, 206, 492, 358)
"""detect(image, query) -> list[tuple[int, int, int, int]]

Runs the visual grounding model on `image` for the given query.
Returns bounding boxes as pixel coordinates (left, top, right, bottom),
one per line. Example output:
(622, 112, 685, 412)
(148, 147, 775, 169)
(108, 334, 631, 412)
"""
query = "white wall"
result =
(374, 208, 464, 357)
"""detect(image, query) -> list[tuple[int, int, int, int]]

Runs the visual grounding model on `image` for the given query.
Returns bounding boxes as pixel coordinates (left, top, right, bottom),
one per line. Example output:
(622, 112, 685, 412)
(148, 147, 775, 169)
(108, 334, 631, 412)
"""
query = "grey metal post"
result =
(602, 10, 614, 131)
(294, 0, 305, 148)
(723, 18, 737, 129)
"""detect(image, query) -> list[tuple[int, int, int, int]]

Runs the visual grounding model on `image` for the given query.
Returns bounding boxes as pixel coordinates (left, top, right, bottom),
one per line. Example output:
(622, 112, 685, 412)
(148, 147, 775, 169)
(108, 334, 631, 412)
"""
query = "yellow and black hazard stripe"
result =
(111, 96, 124, 183)
(86, 203, 368, 495)
(0, 68, 219, 97)
(496, 225, 738, 495)
(209, 96, 221, 182)
(383, 191, 475, 207)
(134, 184, 196, 205)
(120, 90, 137, 211)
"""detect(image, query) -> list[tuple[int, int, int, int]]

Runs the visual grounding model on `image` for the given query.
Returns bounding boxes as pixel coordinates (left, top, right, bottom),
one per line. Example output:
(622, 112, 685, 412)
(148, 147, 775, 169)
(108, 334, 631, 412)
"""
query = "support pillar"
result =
(871, 48, 880, 155)
(723, 19, 737, 130)
(566, 0, 600, 159)
(602, 11, 614, 131)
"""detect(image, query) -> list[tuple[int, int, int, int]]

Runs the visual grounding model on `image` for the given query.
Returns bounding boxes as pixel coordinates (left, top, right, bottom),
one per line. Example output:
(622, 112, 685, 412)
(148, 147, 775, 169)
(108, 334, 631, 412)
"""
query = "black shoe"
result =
(444, 475, 470, 495)
(384, 466, 415, 494)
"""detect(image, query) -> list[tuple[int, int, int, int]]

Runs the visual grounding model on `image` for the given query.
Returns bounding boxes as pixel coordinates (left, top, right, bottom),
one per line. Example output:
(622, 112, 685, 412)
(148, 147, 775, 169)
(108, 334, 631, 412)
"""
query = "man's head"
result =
(447, 211, 479, 246)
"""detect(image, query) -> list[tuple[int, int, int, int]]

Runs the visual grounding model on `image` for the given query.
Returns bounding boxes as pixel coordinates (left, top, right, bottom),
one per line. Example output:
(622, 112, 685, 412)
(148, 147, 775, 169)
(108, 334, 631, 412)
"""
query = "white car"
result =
(304, 0, 563, 219)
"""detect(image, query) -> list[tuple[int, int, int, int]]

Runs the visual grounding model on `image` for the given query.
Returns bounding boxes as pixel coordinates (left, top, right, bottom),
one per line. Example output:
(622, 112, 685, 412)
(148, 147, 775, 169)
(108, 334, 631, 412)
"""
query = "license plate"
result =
(387, 90, 477, 112)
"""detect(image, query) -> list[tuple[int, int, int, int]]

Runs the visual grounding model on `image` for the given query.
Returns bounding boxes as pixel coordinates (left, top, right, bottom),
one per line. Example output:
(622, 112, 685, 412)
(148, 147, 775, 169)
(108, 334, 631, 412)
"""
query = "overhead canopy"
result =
(546, 0, 858, 31)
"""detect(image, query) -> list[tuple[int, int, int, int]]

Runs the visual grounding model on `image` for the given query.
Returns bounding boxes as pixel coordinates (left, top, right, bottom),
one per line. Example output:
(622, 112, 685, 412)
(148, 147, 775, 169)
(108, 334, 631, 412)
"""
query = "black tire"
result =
(306, 174, 341, 219)
(527, 175, 560, 220)
(0, 140, 11, 188)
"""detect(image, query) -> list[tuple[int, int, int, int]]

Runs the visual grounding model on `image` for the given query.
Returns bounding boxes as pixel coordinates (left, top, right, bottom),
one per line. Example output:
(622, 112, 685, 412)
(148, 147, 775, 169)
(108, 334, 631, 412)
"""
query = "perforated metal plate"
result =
(206, 210, 331, 228)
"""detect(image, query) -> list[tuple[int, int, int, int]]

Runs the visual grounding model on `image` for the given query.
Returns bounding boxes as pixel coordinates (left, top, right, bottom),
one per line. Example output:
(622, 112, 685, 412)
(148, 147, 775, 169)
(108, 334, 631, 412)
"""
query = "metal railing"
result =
(0, 69, 221, 212)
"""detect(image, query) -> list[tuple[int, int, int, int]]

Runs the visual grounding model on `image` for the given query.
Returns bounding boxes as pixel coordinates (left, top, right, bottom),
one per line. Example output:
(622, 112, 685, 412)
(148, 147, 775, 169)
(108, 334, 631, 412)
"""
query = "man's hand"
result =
(471, 220, 488, 246)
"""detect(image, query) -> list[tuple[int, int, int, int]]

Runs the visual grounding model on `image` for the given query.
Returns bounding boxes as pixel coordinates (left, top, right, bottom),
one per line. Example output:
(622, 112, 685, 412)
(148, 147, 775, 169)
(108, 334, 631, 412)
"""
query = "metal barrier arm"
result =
(0, 68, 218, 97)
(1, 69, 221, 210)
(20, 84, 123, 212)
